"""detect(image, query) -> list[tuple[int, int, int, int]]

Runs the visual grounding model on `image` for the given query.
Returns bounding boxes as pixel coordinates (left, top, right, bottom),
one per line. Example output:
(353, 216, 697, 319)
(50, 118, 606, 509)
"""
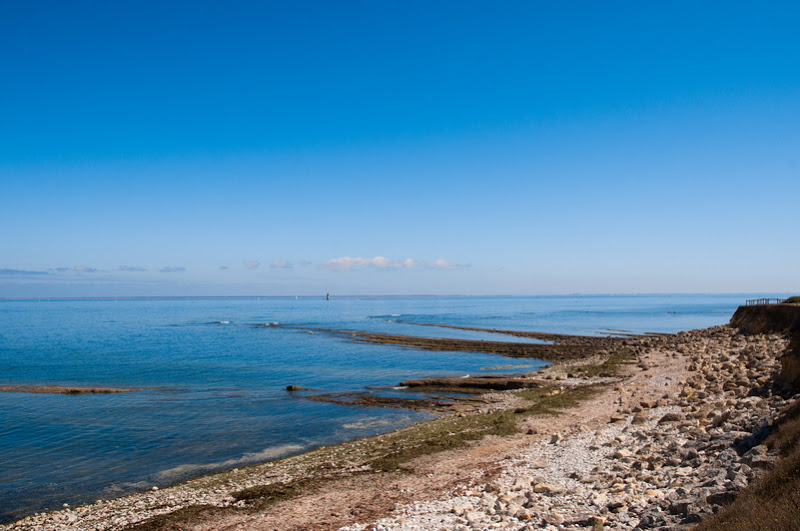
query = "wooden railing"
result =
(745, 298, 783, 306)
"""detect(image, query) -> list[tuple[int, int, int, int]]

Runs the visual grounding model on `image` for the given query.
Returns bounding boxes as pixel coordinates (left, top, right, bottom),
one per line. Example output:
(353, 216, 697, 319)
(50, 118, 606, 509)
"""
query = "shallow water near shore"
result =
(0, 294, 769, 522)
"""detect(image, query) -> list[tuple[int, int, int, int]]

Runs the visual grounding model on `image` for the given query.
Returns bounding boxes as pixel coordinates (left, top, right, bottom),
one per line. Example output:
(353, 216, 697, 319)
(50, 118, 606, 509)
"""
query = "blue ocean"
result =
(0, 294, 768, 522)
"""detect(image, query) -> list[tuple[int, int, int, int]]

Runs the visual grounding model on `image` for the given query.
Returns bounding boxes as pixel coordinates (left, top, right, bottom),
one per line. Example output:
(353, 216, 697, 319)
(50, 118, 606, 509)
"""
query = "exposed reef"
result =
(0, 385, 141, 395)
(311, 326, 638, 362)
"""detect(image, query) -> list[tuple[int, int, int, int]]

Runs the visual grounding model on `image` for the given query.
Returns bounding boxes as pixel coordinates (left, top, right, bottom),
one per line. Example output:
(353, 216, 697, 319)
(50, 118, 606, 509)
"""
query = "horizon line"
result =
(0, 292, 791, 302)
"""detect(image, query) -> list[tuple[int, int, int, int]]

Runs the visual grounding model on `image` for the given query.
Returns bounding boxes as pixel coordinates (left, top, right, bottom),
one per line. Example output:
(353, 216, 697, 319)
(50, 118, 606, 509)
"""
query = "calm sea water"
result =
(0, 294, 769, 522)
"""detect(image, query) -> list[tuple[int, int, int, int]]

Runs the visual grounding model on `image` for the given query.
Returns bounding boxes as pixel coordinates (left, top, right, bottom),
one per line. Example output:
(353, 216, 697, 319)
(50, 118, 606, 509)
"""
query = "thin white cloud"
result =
(118, 265, 147, 272)
(320, 256, 465, 272)
(429, 259, 462, 270)
(320, 256, 394, 271)
(159, 266, 186, 273)
(73, 265, 100, 273)
(243, 260, 260, 269)
(0, 268, 48, 275)
(299, 260, 312, 267)
(270, 260, 292, 269)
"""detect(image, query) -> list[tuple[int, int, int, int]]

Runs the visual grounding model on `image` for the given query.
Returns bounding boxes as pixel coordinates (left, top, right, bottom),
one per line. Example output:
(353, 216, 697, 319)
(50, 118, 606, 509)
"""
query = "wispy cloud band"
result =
(320, 256, 464, 272)
(159, 266, 186, 273)
(0, 268, 48, 276)
(271, 260, 292, 269)
(73, 265, 100, 273)
(118, 265, 147, 272)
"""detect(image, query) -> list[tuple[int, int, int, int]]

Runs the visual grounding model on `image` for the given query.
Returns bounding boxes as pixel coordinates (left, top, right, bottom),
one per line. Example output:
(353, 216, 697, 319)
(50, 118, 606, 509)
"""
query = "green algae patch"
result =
(123, 505, 226, 530)
(231, 479, 331, 511)
(367, 410, 519, 472)
(515, 383, 604, 416)
(365, 382, 604, 473)
(571, 349, 638, 378)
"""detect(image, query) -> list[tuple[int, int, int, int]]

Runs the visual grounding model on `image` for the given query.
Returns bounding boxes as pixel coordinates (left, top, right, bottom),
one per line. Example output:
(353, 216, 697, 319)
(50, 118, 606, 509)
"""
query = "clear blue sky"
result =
(1, 1, 798, 297)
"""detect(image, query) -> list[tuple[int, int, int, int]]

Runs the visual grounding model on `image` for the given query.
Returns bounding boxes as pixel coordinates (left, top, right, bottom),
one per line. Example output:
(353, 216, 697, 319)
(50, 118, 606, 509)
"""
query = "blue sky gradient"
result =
(1, 1, 798, 297)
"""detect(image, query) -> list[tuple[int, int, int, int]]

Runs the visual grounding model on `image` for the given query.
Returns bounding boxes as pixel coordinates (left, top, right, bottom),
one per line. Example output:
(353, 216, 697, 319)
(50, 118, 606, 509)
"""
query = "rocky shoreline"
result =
(2, 312, 798, 530)
(341, 326, 794, 530)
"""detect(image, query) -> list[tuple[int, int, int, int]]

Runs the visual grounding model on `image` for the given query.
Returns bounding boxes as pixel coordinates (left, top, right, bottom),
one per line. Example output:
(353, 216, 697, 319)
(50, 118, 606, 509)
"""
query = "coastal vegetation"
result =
(783, 295, 800, 304)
